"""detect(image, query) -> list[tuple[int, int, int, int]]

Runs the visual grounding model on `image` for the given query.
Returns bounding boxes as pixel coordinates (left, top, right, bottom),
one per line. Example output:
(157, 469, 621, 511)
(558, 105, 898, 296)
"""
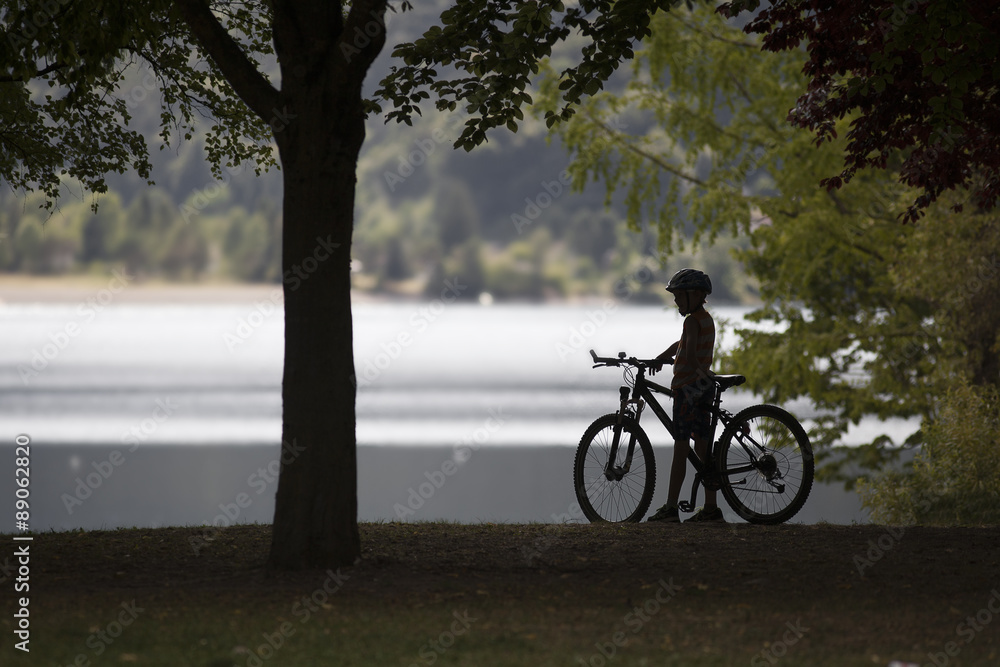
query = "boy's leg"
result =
(693, 436, 717, 507)
(648, 437, 689, 521)
(650, 385, 699, 522)
(667, 436, 691, 507)
(684, 398, 725, 523)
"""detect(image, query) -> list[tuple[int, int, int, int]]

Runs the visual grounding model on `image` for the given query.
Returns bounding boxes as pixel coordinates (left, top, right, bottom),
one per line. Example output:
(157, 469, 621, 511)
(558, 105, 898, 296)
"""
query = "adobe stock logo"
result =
(352, 278, 467, 388)
(339, 8, 388, 63)
(19, 269, 133, 384)
(927, 589, 1000, 667)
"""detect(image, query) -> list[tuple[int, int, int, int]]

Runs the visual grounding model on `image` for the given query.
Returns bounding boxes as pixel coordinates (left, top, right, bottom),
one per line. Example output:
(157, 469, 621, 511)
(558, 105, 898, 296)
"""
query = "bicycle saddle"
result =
(714, 374, 746, 391)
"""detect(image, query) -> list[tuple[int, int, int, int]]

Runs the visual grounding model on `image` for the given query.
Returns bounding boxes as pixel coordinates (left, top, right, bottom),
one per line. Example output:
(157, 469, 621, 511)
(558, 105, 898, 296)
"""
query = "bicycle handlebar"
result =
(589, 349, 672, 369)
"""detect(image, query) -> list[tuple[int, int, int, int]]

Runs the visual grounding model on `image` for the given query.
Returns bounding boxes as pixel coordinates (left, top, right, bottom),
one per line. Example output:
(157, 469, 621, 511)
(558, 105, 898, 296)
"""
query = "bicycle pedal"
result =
(677, 501, 694, 513)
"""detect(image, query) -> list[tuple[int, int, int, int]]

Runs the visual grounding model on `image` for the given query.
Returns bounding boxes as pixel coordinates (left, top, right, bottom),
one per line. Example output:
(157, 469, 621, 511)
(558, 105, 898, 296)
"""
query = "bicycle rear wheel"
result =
(717, 404, 813, 524)
(574, 414, 656, 523)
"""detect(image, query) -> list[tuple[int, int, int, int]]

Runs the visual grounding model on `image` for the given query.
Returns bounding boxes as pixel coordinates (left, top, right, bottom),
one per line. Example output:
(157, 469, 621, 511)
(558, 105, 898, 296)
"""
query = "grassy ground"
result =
(2, 522, 999, 666)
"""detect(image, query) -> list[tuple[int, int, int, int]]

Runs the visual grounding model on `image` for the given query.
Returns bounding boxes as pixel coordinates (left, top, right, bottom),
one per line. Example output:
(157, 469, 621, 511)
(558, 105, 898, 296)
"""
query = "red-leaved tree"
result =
(721, 0, 1000, 221)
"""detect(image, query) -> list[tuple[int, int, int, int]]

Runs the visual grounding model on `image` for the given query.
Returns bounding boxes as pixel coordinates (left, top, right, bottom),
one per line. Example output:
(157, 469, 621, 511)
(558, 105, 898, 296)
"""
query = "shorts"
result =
(673, 383, 713, 441)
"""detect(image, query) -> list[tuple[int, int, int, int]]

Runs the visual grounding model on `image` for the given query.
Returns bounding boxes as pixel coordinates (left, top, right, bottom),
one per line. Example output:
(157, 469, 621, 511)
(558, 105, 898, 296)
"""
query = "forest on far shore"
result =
(0, 114, 753, 305)
(0, 172, 751, 305)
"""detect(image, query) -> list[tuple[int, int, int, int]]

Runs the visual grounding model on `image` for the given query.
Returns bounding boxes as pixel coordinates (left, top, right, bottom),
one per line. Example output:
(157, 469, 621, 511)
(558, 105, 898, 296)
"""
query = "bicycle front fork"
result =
(606, 387, 645, 481)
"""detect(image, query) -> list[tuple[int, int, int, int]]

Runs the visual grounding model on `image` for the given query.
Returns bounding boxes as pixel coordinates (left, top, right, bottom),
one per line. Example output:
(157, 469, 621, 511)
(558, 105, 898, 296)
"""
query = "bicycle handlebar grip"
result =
(590, 349, 622, 366)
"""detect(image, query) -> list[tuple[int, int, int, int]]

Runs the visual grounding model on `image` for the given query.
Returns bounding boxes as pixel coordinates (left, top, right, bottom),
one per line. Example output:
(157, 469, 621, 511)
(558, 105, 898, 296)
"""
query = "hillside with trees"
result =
(0, 99, 752, 302)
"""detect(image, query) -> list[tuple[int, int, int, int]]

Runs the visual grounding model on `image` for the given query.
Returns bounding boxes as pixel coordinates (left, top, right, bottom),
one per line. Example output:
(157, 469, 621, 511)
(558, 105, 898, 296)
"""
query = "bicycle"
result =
(573, 350, 814, 524)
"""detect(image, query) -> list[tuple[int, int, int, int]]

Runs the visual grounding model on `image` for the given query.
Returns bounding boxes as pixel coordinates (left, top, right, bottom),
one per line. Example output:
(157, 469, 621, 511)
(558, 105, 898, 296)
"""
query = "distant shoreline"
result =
(0, 274, 682, 306)
(0, 275, 385, 305)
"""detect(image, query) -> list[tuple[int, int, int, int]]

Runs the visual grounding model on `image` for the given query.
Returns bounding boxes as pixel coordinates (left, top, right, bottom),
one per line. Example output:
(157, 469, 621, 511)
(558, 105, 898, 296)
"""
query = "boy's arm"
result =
(677, 315, 700, 368)
(657, 341, 679, 361)
(651, 341, 679, 375)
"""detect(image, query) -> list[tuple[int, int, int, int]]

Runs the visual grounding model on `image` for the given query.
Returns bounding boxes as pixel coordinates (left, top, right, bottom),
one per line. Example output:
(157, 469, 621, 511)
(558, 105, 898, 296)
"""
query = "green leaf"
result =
(583, 78, 603, 96)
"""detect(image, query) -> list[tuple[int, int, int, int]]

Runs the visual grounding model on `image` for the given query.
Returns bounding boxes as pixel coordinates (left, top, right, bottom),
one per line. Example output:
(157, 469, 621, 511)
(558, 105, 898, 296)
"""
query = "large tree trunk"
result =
(169, 0, 387, 569)
(266, 0, 385, 563)
(267, 96, 365, 568)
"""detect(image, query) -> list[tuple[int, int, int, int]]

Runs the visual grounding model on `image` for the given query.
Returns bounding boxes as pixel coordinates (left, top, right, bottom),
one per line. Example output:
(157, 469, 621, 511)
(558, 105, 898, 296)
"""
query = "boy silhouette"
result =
(648, 268, 723, 523)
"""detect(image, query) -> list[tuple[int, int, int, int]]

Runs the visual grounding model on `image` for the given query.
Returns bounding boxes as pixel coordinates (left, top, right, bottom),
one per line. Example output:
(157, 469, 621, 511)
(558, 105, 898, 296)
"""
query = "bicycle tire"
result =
(717, 404, 814, 524)
(574, 414, 656, 523)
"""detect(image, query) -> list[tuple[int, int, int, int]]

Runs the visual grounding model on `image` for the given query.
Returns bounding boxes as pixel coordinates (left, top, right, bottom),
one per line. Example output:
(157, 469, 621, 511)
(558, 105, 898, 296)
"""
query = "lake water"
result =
(0, 301, 745, 446)
(0, 300, 911, 448)
(0, 299, 879, 527)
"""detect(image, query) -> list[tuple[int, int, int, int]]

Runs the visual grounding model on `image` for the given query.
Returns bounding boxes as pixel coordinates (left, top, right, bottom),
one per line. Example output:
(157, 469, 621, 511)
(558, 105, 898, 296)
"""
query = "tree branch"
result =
(171, 0, 280, 123)
(726, 72, 781, 136)
(827, 188, 851, 216)
(588, 112, 709, 188)
(673, 15, 758, 49)
(0, 59, 74, 83)
(333, 0, 388, 83)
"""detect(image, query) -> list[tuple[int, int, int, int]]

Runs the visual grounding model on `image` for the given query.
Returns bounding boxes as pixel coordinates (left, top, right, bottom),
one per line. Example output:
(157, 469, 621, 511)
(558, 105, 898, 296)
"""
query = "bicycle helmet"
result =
(665, 268, 712, 295)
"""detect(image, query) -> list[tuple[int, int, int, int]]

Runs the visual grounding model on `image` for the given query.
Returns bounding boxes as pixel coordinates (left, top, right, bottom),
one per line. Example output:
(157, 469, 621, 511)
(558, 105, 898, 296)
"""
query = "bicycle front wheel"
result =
(574, 414, 656, 523)
(717, 404, 814, 524)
